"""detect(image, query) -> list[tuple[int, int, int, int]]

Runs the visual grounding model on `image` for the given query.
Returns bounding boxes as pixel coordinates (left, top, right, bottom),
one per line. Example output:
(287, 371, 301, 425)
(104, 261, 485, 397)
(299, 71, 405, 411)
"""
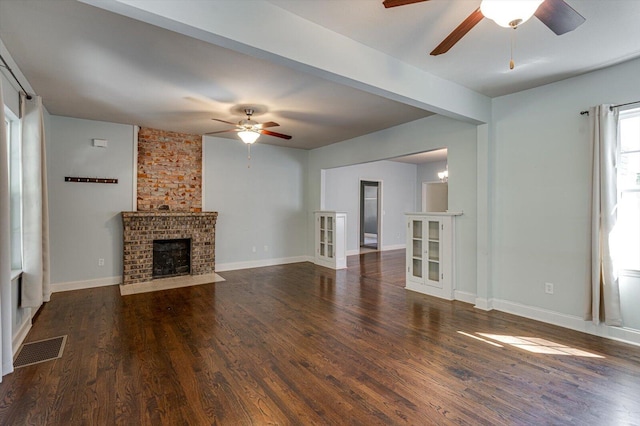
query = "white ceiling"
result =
(269, 0, 640, 97)
(0, 0, 432, 150)
(1, 0, 640, 154)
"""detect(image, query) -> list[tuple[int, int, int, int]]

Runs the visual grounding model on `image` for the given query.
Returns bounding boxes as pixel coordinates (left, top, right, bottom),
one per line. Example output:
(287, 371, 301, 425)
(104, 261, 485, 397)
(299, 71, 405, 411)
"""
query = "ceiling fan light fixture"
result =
(480, 0, 544, 28)
(238, 129, 260, 144)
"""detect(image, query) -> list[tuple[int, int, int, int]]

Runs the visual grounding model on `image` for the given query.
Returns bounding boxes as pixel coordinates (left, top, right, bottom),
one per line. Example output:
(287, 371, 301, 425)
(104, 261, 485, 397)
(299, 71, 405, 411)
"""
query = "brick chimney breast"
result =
(137, 127, 202, 212)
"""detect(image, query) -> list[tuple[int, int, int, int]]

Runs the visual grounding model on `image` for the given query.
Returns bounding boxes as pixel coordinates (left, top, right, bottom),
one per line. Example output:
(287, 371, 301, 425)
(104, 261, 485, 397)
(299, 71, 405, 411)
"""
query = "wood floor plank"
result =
(1, 249, 639, 425)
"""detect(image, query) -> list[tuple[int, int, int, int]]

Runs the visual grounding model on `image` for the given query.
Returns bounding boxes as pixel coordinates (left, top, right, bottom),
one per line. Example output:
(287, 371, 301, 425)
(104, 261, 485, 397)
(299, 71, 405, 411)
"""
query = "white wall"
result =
(203, 136, 308, 269)
(620, 274, 640, 330)
(491, 56, 640, 336)
(0, 48, 20, 116)
(324, 160, 417, 253)
(47, 116, 135, 287)
(1, 76, 19, 116)
(308, 114, 478, 295)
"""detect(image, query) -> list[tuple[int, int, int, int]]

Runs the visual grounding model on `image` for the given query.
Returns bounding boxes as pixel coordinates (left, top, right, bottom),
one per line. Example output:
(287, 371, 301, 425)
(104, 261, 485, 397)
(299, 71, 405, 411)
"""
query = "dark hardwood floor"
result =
(1, 250, 639, 425)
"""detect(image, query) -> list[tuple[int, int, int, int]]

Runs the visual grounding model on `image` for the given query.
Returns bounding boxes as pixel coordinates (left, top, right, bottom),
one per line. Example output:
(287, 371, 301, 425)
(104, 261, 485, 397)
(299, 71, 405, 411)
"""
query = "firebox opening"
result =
(153, 238, 191, 279)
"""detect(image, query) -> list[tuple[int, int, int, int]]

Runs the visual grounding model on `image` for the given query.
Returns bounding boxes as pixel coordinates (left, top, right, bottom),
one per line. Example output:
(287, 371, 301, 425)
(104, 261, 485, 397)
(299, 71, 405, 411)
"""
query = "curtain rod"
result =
(0, 53, 33, 100)
(580, 100, 640, 116)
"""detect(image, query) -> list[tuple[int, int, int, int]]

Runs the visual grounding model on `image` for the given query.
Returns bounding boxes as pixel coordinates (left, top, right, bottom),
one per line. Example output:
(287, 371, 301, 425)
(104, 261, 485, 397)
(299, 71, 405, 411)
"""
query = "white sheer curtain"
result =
(588, 104, 622, 326)
(0, 78, 15, 380)
(20, 93, 50, 308)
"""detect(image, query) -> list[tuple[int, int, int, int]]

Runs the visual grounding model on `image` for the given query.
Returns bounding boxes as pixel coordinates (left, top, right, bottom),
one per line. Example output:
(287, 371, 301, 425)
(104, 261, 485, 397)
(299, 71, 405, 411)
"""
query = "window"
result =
(5, 108, 22, 270)
(618, 109, 640, 272)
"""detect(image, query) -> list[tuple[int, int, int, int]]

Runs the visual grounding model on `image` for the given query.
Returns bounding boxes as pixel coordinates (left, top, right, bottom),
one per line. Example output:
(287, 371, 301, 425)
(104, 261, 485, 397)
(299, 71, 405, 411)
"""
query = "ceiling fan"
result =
(206, 108, 292, 144)
(383, 0, 586, 56)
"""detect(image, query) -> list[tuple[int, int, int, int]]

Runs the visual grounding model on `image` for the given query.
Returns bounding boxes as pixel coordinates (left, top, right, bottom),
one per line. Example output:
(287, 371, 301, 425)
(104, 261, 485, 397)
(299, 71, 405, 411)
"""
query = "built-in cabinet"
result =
(314, 211, 347, 269)
(405, 212, 461, 300)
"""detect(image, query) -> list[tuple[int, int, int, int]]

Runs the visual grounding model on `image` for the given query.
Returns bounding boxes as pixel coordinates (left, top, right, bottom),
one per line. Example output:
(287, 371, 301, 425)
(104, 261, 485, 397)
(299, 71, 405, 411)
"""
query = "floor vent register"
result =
(14, 335, 67, 368)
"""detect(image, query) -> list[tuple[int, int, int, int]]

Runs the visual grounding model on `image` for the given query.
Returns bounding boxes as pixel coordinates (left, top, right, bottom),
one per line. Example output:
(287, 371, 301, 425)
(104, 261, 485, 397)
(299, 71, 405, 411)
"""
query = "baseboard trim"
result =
(50, 257, 316, 291)
(474, 297, 493, 311)
(12, 316, 32, 357)
(491, 298, 640, 347)
(216, 256, 313, 272)
(51, 276, 122, 293)
(405, 282, 454, 301)
(454, 290, 476, 305)
(382, 244, 405, 251)
(347, 244, 406, 256)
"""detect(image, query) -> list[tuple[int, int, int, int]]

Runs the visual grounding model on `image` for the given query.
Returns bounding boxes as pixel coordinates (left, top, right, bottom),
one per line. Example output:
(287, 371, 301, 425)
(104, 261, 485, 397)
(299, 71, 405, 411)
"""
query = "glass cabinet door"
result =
(326, 215, 334, 258)
(411, 220, 423, 279)
(319, 216, 326, 257)
(319, 214, 335, 259)
(427, 220, 440, 282)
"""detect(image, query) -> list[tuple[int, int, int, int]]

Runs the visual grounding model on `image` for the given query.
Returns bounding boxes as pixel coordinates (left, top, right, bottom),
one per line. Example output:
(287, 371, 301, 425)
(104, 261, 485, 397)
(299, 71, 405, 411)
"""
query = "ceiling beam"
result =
(80, 0, 491, 124)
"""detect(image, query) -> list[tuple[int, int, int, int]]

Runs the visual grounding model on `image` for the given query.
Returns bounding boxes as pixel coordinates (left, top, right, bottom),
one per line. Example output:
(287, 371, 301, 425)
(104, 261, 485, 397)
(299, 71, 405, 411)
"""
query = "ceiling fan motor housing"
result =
(239, 108, 259, 129)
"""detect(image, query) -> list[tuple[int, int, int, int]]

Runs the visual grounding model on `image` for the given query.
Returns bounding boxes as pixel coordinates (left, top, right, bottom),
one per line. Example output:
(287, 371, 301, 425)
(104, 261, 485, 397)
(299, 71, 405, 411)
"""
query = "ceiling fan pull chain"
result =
(510, 27, 516, 70)
(247, 144, 251, 168)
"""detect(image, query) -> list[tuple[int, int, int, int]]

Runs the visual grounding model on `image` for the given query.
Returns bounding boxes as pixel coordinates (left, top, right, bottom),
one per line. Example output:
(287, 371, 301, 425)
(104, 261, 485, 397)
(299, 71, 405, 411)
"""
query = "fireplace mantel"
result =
(121, 211, 218, 286)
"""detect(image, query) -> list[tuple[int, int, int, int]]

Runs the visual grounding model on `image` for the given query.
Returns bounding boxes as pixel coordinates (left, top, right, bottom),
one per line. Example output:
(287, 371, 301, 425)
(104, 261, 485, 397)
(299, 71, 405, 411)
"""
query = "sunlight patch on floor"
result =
(477, 333, 605, 358)
(457, 331, 503, 347)
(458, 330, 604, 358)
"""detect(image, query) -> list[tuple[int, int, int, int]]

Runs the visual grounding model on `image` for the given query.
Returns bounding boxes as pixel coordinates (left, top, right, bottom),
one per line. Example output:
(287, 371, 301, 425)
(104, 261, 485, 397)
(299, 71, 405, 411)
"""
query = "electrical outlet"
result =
(98, 258, 105, 266)
(252, 246, 257, 253)
(264, 245, 268, 252)
(545, 282, 554, 294)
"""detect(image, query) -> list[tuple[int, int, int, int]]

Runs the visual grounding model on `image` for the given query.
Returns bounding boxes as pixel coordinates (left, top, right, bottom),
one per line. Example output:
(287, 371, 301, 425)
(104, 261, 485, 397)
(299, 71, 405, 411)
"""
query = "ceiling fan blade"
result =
(535, 0, 585, 35)
(430, 8, 484, 56)
(258, 121, 280, 129)
(382, 0, 429, 8)
(260, 129, 292, 140)
(204, 129, 238, 135)
(211, 118, 237, 126)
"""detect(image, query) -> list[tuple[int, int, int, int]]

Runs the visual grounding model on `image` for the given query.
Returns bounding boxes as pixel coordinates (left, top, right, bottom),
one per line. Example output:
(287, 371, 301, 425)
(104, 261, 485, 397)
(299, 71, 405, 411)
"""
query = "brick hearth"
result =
(121, 212, 217, 285)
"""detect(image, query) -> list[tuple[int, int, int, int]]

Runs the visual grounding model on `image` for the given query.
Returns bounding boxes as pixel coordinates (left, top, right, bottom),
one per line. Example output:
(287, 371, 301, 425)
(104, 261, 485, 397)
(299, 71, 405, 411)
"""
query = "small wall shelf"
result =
(65, 177, 118, 184)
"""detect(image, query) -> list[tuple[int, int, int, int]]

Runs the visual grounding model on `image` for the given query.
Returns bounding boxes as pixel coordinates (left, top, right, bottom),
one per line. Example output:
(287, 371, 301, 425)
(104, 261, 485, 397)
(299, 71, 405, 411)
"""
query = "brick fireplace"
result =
(121, 212, 217, 285)
(121, 127, 217, 289)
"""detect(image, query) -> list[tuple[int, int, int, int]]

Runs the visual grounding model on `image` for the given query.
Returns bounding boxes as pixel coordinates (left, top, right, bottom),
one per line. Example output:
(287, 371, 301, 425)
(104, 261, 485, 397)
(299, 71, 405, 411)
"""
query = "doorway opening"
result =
(422, 181, 448, 212)
(360, 180, 380, 251)
(419, 155, 448, 213)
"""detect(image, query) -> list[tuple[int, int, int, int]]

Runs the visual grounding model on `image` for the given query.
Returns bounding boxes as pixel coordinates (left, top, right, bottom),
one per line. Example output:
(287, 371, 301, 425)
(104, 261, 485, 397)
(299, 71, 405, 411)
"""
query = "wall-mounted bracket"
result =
(65, 177, 118, 184)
